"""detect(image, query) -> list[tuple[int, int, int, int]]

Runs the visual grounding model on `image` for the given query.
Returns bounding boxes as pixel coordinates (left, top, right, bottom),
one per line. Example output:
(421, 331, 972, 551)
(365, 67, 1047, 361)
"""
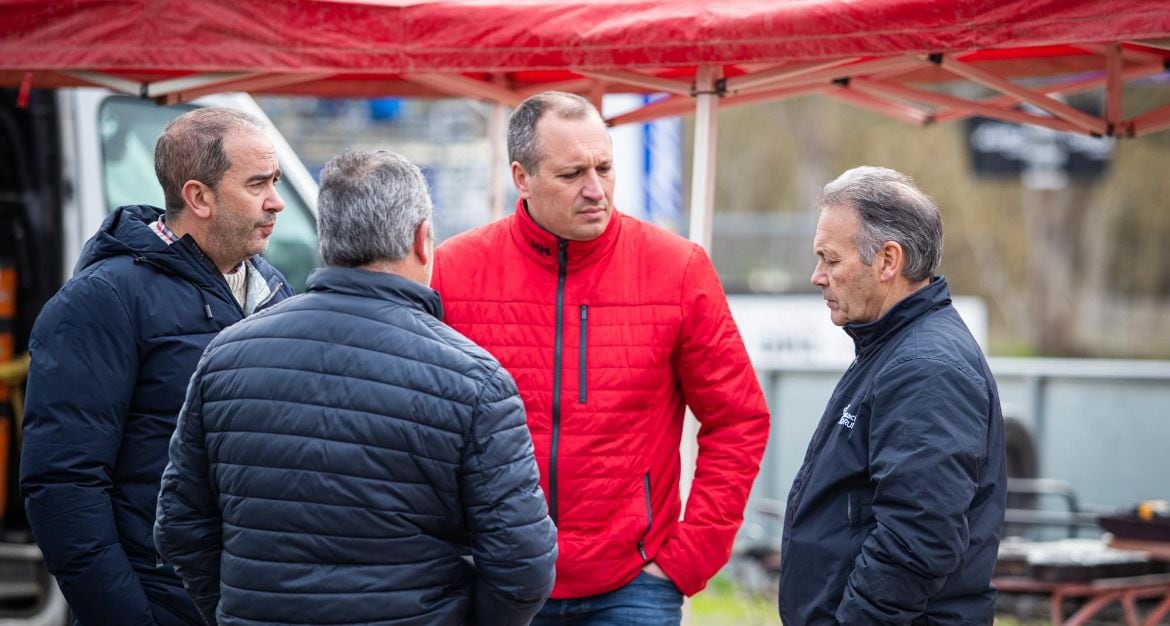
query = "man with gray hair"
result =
(22, 106, 292, 625)
(779, 166, 1007, 625)
(155, 150, 557, 626)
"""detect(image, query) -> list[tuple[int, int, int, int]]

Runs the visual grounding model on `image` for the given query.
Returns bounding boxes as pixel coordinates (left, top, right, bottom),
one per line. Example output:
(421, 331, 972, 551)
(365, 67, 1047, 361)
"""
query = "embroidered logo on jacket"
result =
(529, 240, 551, 256)
(838, 403, 857, 430)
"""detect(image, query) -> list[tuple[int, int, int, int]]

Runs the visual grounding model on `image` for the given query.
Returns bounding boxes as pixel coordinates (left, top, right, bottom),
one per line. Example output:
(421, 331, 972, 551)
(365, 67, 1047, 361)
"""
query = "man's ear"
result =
(414, 219, 432, 267)
(511, 162, 532, 199)
(181, 180, 214, 219)
(876, 240, 904, 283)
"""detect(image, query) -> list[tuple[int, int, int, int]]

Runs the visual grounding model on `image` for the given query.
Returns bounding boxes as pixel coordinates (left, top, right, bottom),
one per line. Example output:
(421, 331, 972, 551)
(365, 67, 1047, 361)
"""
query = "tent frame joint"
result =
(692, 76, 728, 97)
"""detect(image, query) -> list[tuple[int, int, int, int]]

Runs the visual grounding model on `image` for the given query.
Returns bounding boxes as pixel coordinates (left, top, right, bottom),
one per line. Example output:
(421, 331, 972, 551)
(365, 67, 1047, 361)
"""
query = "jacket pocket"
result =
(847, 490, 874, 528)
(637, 472, 653, 561)
(578, 304, 588, 403)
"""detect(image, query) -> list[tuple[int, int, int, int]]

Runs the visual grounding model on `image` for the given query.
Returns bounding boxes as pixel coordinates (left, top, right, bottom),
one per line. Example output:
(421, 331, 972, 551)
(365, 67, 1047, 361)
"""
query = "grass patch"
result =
(689, 573, 1051, 626)
(689, 574, 779, 626)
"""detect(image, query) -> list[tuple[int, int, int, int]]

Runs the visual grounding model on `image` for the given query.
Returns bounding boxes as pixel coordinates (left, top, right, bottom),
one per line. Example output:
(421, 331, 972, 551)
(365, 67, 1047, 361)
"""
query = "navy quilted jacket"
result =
(20, 204, 292, 626)
(155, 266, 557, 626)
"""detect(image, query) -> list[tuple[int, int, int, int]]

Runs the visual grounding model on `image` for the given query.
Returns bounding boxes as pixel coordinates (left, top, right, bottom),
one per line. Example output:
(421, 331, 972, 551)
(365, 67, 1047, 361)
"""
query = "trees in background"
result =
(706, 89, 1170, 358)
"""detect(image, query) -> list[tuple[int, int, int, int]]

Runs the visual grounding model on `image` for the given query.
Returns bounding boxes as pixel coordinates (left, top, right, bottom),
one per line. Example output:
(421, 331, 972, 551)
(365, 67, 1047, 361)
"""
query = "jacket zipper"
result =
(172, 240, 247, 318)
(550, 239, 569, 524)
(637, 472, 653, 561)
(781, 373, 863, 572)
(578, 305, 588, 403)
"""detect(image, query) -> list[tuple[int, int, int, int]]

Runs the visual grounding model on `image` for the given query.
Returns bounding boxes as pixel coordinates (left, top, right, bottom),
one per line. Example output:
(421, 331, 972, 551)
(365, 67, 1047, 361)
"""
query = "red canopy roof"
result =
(2, 0, 1169, 135)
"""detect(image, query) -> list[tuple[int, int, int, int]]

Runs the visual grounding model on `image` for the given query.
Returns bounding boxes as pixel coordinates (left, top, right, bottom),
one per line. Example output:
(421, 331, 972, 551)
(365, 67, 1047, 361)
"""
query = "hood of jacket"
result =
(76, 204, 229, 294)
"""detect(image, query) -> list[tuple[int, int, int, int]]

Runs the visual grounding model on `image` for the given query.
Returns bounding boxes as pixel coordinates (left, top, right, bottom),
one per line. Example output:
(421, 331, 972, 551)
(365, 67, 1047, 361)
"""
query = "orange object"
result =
(0, 265, 15, 319)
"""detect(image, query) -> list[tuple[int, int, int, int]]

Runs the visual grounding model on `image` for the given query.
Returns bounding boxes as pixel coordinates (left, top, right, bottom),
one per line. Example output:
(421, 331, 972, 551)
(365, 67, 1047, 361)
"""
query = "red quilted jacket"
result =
(432, 202, 769, 598)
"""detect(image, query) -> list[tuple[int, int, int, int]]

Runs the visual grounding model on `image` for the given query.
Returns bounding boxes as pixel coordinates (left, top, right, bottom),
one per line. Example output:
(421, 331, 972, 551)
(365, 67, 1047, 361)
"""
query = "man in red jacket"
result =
(432, 91, 770, 624)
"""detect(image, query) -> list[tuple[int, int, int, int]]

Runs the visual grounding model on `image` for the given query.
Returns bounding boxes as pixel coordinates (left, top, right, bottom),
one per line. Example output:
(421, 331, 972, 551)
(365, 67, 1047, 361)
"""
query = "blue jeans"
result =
(532, 571, 683, 625)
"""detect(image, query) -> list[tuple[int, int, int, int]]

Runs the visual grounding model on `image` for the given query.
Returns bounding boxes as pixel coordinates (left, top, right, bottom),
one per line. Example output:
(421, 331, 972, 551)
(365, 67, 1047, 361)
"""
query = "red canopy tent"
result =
(2, 0, 1170, 244)
(2, 0, 1168, 131)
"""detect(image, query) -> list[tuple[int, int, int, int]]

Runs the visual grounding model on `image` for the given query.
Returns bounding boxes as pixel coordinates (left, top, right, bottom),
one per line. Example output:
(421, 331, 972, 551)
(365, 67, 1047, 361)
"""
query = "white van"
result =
(0, 86, 320, 624)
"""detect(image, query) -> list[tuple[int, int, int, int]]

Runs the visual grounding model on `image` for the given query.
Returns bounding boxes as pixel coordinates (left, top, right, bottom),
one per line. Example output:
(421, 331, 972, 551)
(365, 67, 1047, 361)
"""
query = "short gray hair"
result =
(817, 166, 943, 282)
(508, 91, 597, 173)
(317, 150, 432, 267)
(155, 107, 266, 217)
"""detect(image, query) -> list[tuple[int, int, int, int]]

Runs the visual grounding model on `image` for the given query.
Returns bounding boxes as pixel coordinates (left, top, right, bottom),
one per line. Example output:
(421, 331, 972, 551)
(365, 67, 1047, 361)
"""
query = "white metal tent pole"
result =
(489, 102, 507, 221)
(680, 64, 720, 626)
(688, 66, 720, 249)
(680, 65, 722, 503)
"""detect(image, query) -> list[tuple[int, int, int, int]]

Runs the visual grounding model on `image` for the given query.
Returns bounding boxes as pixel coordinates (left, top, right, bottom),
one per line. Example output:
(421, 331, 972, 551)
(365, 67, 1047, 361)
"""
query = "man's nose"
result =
(267, 187, 286, 212)
(581, 171, 604, 200)
(811, 264, 827, 286)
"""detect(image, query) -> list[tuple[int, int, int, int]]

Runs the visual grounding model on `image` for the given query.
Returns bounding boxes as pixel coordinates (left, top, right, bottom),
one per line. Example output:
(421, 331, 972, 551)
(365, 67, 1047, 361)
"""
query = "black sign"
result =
(966, 115, 1114, 181)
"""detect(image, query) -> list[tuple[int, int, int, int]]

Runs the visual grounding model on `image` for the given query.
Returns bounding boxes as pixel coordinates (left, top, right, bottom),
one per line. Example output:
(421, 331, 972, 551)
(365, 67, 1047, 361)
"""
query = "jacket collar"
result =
(845, 276, 951, 356)
(305, 266, 444, 320)
(508, 199, 622, 270)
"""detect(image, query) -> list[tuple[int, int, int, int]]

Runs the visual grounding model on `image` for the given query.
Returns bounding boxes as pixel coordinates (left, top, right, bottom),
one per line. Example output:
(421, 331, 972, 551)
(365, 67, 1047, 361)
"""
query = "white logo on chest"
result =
(837, 403, 857, 430)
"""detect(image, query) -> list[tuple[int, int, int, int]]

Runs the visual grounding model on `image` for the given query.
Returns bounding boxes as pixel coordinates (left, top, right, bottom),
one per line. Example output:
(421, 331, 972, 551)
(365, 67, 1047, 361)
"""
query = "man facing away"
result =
(20, 107, 293, 626)
(779, 166, 1007, 625)
(432, 91, 771, 624)
(154, 150, 557, 626)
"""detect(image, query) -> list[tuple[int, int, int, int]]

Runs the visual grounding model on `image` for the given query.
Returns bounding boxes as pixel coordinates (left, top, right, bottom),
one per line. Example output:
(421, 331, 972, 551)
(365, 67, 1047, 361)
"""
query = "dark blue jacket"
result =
(20, 204, 292, 626)
(779, 278, 1007, 625)
(155, 267, 557, 626)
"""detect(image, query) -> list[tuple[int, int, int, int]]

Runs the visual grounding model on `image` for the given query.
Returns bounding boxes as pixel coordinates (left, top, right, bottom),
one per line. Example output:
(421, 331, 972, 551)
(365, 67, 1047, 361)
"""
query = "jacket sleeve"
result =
(836, 360, 990, 624)
(653, 246, 771, 596)
(461, 364, 557, 626)
(154, 354, 222, 626)
(19, 276, 157, 626)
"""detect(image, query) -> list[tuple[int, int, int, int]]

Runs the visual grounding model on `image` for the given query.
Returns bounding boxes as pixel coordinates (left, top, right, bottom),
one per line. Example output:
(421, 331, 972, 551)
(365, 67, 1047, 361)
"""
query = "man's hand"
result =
(641, 561, 671, 581)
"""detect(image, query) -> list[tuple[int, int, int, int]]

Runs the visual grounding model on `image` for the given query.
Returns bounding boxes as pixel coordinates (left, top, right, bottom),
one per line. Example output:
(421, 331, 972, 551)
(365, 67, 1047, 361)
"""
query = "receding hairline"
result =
(528, 98, 608, 169)
(209, 136, 280, 205)
(542, 92, 595, 117)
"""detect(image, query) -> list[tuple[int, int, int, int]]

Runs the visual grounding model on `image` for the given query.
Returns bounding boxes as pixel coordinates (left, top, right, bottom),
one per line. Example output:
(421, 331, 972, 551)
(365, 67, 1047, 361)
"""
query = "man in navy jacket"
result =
(20, 108, 293, 626)
(779, 166, 1007, 625)
(155, 150, 557, 626)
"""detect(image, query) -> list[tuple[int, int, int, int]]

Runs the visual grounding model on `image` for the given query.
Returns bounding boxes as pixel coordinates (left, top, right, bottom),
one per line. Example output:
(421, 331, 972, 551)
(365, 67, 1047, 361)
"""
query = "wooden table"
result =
(994, 573, 1170, 625)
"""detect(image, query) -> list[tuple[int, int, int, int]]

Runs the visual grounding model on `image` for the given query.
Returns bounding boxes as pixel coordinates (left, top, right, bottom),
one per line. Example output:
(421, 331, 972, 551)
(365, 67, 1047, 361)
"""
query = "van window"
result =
(98, 96, 318, 291)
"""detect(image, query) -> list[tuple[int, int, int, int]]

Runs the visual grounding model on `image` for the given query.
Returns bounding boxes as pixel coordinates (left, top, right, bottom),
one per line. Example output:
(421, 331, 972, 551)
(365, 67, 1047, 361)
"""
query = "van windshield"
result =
(98, 96, 319, 292)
